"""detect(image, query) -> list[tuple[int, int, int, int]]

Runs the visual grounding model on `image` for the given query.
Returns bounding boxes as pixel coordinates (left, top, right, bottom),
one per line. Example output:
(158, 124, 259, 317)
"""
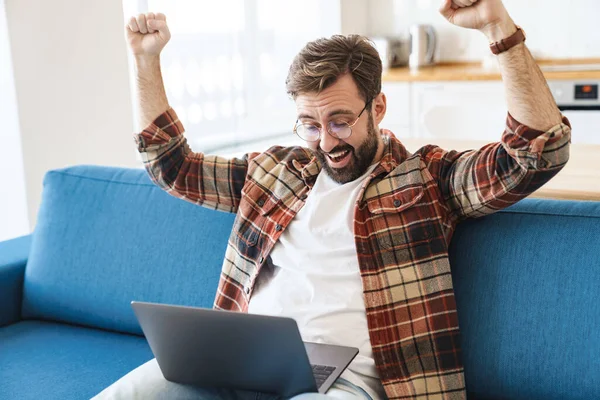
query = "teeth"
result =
(329, 150, 349, 158)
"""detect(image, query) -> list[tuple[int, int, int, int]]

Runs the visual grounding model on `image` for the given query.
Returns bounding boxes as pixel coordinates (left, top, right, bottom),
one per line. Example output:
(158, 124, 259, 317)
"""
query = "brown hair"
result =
(285, 34, 382, 103)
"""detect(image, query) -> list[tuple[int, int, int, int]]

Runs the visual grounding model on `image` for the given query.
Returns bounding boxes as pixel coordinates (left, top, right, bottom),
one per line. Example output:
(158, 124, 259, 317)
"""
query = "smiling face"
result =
(295, 73, 387, 184)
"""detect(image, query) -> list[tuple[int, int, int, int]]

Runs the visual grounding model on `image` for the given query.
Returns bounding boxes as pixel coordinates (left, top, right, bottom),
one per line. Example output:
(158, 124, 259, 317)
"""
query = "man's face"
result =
(294, 74, 385, 184)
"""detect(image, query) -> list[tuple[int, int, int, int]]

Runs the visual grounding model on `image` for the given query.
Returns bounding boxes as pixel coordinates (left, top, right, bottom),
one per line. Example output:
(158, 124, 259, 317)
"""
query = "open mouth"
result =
(326, 149, 352, 168)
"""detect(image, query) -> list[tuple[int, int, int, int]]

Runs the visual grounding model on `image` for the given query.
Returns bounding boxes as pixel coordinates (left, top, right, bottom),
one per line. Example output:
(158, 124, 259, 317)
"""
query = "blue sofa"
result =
(1, 165, 599, 400)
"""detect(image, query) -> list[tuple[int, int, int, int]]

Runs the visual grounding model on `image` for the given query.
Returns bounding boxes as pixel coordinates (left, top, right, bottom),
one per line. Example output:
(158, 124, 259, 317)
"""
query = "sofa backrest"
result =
(449, 199, 600, 400)
(22, 166, 235, 335)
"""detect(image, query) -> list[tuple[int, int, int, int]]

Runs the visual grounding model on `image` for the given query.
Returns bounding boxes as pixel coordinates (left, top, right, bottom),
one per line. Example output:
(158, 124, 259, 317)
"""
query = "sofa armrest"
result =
(0, 234, 32, 327)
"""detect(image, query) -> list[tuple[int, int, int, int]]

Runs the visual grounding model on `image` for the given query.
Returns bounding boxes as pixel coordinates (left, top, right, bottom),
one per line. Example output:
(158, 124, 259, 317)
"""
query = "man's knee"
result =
(92, 358, 214, 400)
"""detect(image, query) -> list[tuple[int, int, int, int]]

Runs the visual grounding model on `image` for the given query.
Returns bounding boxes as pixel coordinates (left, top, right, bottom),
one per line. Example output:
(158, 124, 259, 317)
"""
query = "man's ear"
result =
(372, 92, 386, 126)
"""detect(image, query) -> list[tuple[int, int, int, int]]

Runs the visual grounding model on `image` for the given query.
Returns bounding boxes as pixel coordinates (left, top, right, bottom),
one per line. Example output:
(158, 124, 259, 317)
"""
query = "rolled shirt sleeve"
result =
(420, 113, 571, 220)
(135, 108, 254, 213)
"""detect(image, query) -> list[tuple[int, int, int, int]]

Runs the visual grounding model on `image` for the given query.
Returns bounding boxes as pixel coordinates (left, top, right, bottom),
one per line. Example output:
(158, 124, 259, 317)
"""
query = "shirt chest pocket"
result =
(236, 181, 281, 248)
(366, 183, 433, 249)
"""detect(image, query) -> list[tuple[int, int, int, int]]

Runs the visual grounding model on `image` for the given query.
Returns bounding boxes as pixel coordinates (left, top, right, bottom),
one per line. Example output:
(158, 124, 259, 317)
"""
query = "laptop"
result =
(131, 301, 359, 398)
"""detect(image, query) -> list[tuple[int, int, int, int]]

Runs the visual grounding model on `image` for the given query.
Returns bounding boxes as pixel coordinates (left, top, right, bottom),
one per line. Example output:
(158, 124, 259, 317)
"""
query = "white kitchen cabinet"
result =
(380, 82, 411, 138)
(560, 110, 600, 145)
(410, 81, 507, 142)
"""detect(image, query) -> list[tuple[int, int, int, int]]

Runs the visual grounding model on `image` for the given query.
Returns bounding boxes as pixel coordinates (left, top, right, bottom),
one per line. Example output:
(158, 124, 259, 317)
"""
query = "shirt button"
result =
(275, 224, 282, 232)
(245, 286, 250, 294)
(300, 194, 308, 201)
(259, 256, 264, 264)
(393, 199, 401, 207)
(257, 198, 265, 207)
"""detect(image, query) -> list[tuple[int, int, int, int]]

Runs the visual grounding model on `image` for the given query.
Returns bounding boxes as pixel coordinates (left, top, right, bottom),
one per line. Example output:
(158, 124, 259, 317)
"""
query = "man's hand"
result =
(439, 0, 516, 42)
(126, 12, 171, 57)
(125, 12, 171, 129)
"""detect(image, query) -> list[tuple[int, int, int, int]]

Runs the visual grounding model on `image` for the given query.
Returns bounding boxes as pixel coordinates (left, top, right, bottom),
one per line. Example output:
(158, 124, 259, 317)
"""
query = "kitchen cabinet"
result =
(556, 109, 600, 145)
(380, 82, 411, 138)
(381, 81, 508, 142)
(410, 81, 507, 141)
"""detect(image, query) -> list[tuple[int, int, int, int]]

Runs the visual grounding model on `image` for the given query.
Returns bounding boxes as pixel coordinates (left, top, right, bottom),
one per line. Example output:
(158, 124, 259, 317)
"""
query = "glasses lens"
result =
(328, 121, 352, 139)
(296, 124, 320, 141)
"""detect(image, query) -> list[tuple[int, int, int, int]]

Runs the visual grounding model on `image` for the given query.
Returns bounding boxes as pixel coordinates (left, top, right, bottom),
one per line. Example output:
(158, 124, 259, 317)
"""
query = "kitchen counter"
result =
(383, 58, 600, 82)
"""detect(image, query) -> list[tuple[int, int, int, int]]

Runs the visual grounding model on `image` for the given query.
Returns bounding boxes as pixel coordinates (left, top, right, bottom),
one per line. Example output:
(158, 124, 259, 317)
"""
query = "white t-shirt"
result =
(248, 164, 386, 400)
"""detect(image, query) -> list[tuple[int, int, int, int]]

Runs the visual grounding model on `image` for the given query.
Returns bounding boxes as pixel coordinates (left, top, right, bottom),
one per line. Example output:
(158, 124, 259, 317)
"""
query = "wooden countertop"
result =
(529, 188, 600, 202)
(383, 58, 600, 82)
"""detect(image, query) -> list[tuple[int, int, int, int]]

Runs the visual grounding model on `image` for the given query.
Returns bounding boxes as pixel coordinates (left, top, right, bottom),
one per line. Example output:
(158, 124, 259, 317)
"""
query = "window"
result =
(125, 0, 342, 156)
(0, 1, 29, 241)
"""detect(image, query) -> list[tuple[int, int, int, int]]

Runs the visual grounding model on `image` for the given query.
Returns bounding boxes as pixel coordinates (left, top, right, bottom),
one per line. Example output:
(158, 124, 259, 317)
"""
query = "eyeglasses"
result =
(293, 100, 372, 142)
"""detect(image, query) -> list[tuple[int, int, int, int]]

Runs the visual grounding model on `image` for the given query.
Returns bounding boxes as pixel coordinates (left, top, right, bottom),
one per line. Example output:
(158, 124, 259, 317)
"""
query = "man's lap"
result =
(92, 359, 367, 400)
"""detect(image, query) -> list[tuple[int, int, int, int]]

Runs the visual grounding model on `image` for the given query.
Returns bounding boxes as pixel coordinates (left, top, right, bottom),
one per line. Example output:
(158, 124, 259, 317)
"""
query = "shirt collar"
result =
(367, 129, 409, 179)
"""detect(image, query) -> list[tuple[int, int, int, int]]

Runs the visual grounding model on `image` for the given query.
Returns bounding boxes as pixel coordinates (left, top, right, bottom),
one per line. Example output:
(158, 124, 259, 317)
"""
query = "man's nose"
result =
(319, 128, 340, 154)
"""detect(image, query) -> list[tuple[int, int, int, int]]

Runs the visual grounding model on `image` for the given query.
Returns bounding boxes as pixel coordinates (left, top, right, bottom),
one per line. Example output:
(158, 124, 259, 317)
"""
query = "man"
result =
(95, 0, 570, 398)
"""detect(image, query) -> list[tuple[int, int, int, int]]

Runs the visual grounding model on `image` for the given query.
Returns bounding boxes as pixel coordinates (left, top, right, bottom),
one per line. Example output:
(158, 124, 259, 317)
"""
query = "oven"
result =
(548, 80, 600, 144)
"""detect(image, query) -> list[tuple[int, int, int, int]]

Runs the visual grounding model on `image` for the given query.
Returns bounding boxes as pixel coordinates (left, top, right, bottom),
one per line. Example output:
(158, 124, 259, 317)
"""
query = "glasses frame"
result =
(293, 99, 372, 142)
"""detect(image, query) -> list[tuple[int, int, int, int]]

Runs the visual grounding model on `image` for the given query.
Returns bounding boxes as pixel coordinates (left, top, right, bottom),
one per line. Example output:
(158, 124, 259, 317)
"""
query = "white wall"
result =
(5, 0, 138, 230)
(352, 0, 600, 61)
(341, 0, 370, 35)
(0, 0, 28, 241)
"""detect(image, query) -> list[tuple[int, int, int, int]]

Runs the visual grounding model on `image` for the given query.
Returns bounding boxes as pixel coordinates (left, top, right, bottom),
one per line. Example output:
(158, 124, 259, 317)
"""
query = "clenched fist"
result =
(125, 12, 171, 57)
(439, 0, 515, 41)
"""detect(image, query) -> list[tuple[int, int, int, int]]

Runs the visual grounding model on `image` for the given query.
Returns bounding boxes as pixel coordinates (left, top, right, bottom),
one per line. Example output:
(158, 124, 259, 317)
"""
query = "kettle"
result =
(371, 37, 410, 69)
(409, 24, 437, 68)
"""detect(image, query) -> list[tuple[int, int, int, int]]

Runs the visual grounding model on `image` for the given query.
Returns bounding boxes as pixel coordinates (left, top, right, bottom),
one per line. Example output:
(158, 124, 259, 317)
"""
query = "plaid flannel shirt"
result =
(135, 108, 570, 399)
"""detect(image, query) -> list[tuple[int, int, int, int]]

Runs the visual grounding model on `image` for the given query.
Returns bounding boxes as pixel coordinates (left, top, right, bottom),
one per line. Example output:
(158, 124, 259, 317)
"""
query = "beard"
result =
(315, 113, 380, 184)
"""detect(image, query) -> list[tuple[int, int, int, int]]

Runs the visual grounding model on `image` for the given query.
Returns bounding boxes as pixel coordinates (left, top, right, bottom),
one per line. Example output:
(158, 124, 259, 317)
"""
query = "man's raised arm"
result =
(440, 0, 563, 130)
(420, 0, 571, 220)
(126, 12, 170, 129)
(124, 13, 250, 213)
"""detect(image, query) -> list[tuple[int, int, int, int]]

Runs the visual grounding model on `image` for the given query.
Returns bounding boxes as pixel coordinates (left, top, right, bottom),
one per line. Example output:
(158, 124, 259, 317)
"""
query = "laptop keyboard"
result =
(311, 364, 336, 388)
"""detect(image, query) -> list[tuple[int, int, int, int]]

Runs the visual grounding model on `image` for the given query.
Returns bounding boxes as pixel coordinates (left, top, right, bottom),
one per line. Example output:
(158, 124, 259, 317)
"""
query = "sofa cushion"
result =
(0, 320, 153, 400)
(449, 198, 600, 400)
(22, 166, 236, 335)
